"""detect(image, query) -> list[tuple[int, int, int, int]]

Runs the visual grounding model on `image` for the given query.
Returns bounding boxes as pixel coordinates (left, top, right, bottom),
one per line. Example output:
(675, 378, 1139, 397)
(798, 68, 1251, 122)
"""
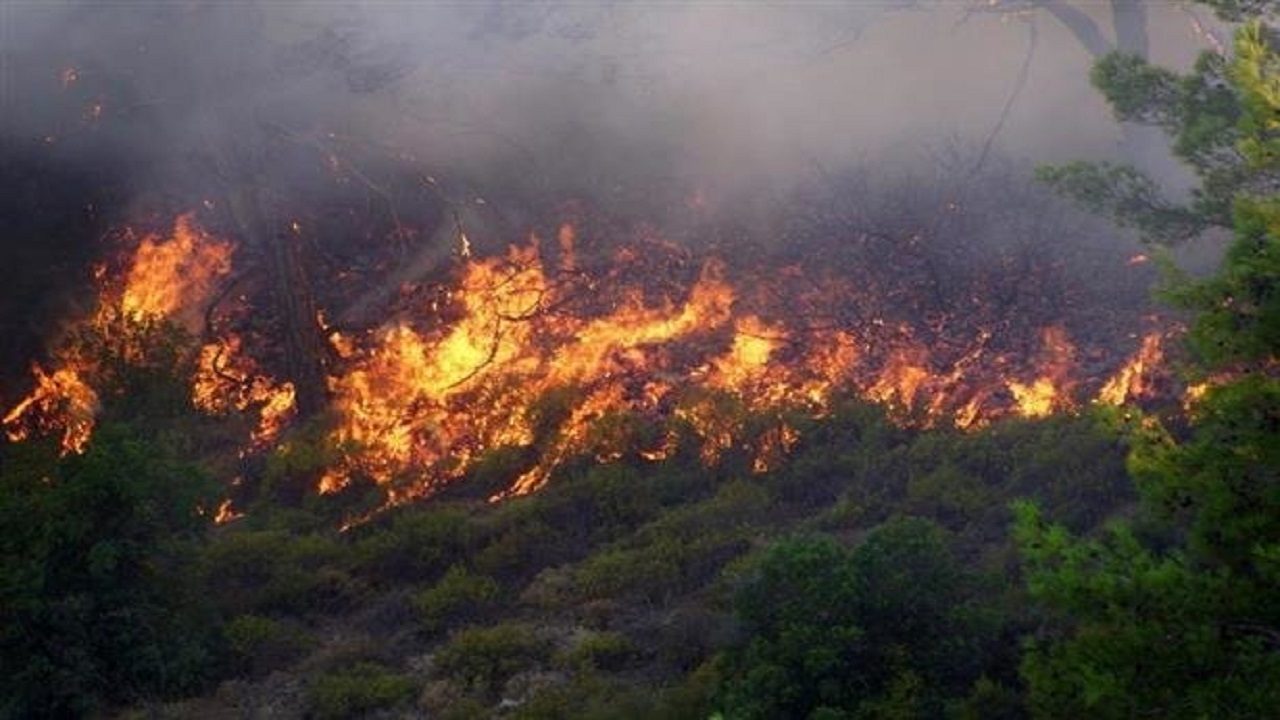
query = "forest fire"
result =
(2, 365, 98, 454)
(319, 225, 1172, 506)
(118, 214, 233, 328)
(2, 214, 293, 455)
(4, 211, 1173, 514)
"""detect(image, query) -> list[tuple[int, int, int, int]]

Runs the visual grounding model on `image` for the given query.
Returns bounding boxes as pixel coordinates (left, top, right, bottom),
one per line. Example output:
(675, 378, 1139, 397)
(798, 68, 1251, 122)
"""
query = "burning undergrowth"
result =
(2, 161, 1180, 525)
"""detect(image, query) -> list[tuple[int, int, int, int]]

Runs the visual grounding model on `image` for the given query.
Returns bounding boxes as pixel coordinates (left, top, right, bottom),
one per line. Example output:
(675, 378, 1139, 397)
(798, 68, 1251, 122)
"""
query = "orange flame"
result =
(2, 365, 99, 454)
(193, 336, 297, 448)
(5, 215, 241, 455)
(5, 211, 1181, 522)
(118, 214, 234, 330)
(1007, 325, 1077, 418)
(321, 231, 1161, 515)
(1097, 333, 1164, 406)
(213, 498, 245, 525)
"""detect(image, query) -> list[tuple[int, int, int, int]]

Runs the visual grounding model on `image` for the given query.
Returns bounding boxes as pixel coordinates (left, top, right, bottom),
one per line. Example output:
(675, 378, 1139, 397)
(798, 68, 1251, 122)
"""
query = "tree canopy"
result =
(1017, 10, 1280, 717)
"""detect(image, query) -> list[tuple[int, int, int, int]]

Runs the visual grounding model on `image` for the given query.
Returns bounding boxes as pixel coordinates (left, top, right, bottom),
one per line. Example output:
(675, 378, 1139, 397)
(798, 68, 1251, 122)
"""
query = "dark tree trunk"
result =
(223, 183, 329, 418)
(1041, 0, 1153, 165)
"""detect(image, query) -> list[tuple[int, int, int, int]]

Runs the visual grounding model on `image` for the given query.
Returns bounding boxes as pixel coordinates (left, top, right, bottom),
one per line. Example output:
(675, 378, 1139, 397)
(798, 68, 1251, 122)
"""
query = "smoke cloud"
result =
(1, 2, 1215, 207)
(0, 1, 1223, 388)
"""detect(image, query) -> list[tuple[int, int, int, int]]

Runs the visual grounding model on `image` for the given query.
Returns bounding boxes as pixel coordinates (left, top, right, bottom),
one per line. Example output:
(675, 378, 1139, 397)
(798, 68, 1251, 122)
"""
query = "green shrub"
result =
(223, 614, 313, 677)
(351, 505, 476, 583)
(307, 661, 418, 720)
(198, 529, 351, 615)
(416, 565, 500, 634)
(0, 424, 219, 716)
(513, 673, 660, 720)
(260, 429, 340, 506)
(572, 543, 682, 605)
(433, 623, 551, 698)
(559, 631, 635, 672)
(717, 520, 1005, 719)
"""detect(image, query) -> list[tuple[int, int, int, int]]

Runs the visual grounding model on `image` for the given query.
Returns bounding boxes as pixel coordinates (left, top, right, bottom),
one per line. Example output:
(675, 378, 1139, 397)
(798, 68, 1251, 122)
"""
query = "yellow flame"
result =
(2, 365, 99, 454)
(1097, 333, 1163, 406)
(119, 213, 233, 330)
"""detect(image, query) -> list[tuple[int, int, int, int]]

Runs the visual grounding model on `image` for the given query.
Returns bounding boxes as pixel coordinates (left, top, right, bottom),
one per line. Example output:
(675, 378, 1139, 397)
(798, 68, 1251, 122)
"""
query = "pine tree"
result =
(1016, 16, 1280, 718)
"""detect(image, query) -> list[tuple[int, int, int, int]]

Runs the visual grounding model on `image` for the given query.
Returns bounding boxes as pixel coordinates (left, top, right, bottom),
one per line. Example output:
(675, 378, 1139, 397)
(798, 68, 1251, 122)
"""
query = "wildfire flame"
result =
(193, 336, 297, 448)
(1, 214, 296, 454)
(4, 211, 1177, 523)
(2, 365, 99, 454)
(1097, 333, 1164, 407)
(321, 228, 1176, 509)
(118, 214, 233, 330)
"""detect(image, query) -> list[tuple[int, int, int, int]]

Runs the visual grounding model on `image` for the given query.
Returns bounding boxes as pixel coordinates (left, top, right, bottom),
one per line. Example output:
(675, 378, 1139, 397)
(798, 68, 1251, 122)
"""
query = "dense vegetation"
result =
(2, 313, 1137, 717)
(3, 2, 1279, 718)
(1018, 10, 1280, 716)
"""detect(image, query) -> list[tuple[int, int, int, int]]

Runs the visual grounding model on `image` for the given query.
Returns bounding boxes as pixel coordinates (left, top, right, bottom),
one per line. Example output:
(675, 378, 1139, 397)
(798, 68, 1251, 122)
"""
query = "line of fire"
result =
(1, 169, 1184, 528)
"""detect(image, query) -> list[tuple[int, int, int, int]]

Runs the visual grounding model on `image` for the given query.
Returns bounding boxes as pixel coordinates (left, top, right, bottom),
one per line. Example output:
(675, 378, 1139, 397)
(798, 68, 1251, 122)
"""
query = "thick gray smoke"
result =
(1, 2, 1216, 211)
(0, 2, 1224, 379)
(0, 1, 1225, 408)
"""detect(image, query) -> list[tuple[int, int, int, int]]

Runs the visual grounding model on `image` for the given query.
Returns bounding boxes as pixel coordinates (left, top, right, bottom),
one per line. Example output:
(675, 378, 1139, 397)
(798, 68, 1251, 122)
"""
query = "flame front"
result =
(1, 210, 267, 453)
(5, 212, 1177, 519)
(1097, 333, 1164, 407)
(322, 230, 1172, 508)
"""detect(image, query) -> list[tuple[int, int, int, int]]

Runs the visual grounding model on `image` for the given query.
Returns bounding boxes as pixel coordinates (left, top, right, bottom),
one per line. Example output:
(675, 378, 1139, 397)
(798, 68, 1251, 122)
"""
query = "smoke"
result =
(0, 1, 1220, 390)
(2, 2, 1214, 207)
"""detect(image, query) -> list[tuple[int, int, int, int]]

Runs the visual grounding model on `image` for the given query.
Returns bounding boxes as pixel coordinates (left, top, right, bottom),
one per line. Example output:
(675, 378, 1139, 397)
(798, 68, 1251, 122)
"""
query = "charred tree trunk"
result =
(223, 183, 329, 418)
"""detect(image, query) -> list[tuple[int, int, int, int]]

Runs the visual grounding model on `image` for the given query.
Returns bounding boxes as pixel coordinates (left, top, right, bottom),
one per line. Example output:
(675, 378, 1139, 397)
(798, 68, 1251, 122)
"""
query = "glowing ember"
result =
(213, 499, 245, 525)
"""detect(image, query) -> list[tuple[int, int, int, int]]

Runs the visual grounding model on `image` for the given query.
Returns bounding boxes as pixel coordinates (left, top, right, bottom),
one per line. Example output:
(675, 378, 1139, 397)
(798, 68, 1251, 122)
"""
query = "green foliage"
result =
(768, 399, 904, 510)
(415, 564, 500, 634)
(1035, 162, 1210, 244)
(553, 479, 767, 607)
(258, 426, 342, 507)
(0, 424, 220, 716)
(559, 631, 636, 673)
(513, 673, 663, 720)
(1199, 0, 1279, 22)
(199, 528, 353, 616)
(307, 661, 418, 720)
(1020, 16, 1280, 718)
(223, 613, 314, 678)
(70, 312, 202, 427)
(1170, 200, 1280, 368)
(717, 520, 1003, 720)
(658, 660, 723, 720)
(1037, 37, 1250, 245)
(1015, 502, 1280, 718)
(718, 534, 863, 719)
(351, 503, 476, 583)
(433, 622, 552, 698)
